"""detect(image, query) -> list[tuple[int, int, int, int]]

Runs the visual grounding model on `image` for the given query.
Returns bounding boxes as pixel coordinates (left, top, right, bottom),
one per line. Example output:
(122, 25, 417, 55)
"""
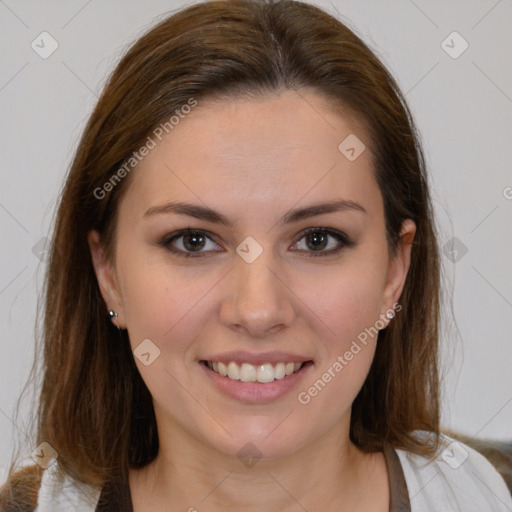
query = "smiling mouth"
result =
(201, 360, 313, 384)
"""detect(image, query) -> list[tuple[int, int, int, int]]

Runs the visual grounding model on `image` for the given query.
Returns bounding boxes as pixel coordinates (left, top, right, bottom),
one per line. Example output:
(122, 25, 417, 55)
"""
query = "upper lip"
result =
(201, 350, 313, 366)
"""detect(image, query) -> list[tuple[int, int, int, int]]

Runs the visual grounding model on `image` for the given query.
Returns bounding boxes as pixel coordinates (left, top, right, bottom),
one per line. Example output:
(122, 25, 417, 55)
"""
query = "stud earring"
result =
(108, 310, 121, 330)
(386, 311, 395, 320)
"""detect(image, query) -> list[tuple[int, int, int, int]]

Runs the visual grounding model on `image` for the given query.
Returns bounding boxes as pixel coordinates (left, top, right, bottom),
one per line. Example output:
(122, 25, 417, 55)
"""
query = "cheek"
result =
(298, 257, 387, 347)
(117, 259, 223, 412)
(291, 258, 387, 418)
(293, 283, 384, 437)
(118, 255, 221, 352)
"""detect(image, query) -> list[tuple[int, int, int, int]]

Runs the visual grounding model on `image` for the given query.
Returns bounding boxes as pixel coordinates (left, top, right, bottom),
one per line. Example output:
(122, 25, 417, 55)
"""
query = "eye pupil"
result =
(306, 232, 328, 250)
(183, 233, 205, 251)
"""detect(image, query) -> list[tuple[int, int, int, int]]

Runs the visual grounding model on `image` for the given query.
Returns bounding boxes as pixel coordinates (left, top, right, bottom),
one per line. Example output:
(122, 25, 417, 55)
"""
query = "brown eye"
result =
(182, 232, 206, 251)
(162, 229, 222, 257)
(291, 228, 353, 256)
(305, 231, 329, 251)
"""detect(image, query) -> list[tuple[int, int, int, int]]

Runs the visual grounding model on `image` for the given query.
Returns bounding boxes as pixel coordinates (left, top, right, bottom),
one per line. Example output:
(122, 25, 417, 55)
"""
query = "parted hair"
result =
(2, 0, 440, 506)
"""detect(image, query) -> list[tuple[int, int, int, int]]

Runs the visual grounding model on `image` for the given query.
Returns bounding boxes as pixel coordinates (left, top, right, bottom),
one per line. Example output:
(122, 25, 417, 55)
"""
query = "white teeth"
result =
(218, 361, 228, 377)
(274, 362, 285, 379)
(240, 363, 257, 382)
(257, 363, 274, 383)
(206, 360, 306, 383)
(227, 362, 240, 380)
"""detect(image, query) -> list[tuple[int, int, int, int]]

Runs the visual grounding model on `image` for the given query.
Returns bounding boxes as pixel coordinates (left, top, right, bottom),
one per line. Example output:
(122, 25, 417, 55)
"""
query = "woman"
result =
(2, 0, 511, 510)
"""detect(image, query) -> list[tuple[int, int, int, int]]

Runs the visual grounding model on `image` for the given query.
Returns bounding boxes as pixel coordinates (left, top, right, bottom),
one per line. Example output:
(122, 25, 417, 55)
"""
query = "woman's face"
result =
(90, 89, 414, 461)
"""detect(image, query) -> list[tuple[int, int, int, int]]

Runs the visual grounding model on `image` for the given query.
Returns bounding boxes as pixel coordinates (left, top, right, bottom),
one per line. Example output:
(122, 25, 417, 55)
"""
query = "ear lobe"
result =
(382, 219, 416, 309)
(87, 230, 126, 329)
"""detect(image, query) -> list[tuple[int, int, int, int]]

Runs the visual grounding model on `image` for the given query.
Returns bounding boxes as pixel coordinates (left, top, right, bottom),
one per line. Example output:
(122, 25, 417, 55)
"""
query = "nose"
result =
(219, 248, 296, 338)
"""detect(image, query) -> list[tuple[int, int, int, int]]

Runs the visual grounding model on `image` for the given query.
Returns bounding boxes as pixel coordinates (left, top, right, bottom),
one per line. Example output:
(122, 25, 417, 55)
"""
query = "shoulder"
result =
(0, 464, 41, 512)
(1, 462, 101, 512)
(395, 431, 512, 512)
(34, 462, 101, 512)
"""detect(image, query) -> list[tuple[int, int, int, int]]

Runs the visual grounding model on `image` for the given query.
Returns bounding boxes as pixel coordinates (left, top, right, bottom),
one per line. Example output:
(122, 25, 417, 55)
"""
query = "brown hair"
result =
(2, 0, 440, 502)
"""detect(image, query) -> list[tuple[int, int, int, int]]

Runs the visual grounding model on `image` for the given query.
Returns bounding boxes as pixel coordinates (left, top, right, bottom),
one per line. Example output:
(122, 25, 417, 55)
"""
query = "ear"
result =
(381, 219, 416, 318)
(88, 230, 126, 329)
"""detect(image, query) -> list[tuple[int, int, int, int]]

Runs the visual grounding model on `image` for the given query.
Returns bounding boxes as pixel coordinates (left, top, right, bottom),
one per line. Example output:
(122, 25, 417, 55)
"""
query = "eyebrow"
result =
(143, 199, 367, 226)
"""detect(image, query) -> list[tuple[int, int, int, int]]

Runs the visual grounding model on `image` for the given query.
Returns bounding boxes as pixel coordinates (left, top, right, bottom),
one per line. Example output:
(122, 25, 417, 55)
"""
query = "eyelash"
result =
(158, 227, 354, 258)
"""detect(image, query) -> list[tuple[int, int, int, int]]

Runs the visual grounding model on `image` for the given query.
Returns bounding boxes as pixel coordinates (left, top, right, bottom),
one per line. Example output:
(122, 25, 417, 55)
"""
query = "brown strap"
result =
(384, 443, 412, 512)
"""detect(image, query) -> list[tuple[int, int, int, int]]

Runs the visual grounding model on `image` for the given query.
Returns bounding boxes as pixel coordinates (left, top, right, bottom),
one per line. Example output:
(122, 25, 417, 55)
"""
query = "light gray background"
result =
(1, 0, 511, 478)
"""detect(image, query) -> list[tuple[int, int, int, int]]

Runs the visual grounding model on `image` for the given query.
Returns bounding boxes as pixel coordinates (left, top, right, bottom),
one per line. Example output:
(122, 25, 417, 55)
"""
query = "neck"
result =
(129, 421, 389, 512)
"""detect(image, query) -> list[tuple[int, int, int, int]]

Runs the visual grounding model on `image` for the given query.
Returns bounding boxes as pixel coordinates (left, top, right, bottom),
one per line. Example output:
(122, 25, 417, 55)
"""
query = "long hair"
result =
(2, 0, 440, 502)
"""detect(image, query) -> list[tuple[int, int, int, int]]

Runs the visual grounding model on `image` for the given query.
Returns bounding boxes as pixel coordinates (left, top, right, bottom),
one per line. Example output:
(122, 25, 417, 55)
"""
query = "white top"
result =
(395, 433, 512, 511)
(35, 433, 512, 511)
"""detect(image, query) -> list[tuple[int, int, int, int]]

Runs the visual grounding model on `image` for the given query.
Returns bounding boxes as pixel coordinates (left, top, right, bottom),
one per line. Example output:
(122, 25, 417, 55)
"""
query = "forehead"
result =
(120, 89, 381, 221)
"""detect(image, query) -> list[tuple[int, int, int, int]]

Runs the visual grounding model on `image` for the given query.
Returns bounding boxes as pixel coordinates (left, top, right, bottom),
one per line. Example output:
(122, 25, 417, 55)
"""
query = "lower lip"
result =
(199, 361, 314, 403)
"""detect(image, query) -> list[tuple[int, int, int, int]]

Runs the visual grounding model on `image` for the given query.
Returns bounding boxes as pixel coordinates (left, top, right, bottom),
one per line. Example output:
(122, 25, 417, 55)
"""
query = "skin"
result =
(89, 89, 415, 512)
